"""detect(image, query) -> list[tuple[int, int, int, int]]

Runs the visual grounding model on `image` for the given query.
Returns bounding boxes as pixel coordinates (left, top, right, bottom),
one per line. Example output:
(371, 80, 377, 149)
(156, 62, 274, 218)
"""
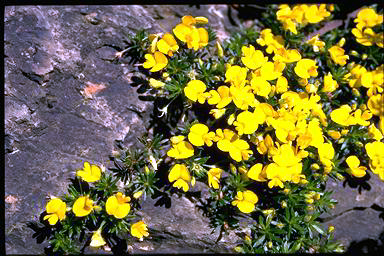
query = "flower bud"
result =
(306, 198, 314, 204)
(230, 163, 237, 174)
(216, 41, 224, 58)
(341, 129, 349, 135)
(355, 141, 364, 148)
(328, 225, 335, 233)
(336, 173, 345, 181)
(362, 54, 368, 60)
(350, 50, 359, 57)
(352, 88, 360, 97)
(311, 163, 320, 170)
(337, 38, 346, 47)
(234, 246, 244, 253)
(327, 130, 341, 140)
(133, 191, 143, 199)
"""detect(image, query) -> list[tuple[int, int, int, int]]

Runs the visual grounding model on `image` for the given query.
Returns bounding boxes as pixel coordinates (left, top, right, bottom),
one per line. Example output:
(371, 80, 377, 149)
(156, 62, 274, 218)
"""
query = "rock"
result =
(4, 5, 236, 254)
(321, 174, 384, 249)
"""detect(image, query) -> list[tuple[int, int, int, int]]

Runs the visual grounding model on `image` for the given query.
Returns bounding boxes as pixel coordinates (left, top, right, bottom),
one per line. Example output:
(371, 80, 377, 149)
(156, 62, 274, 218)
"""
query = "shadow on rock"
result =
(347, 230, 384, 255)
(343, 172, 371, 193)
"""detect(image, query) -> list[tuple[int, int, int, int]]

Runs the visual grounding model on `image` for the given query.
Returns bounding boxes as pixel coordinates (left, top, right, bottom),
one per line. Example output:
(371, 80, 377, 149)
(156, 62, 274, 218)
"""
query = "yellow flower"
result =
(256, 29, 285, 54)
(173, 23, 193, 42)
(266, 144, 303, 186)
(225, 65, 248, 88)
(173, 20, 208, 51)
(275, 76, 289, 94)
(231, 190, 258, 213)
(184, 79, 208, 103)
(368, 123, 383, 141)
(276, 5, 298, 34)
(354, 8, 383, 29)
(130, 221, 149, 239)
(352, 109, 372, 126)
(233, 111, 259, 135)
(250, 77, 271, 98)
(181, 15, 209, 25)
(170, 135, 185, 144)
(207, 86, 232, 108)
(374, 32, 384, 48)
(168, 164, 191, 192)
(256, 134, 276, 155)
(322, 73, 338, 93)
(76, 162, 102, 183)
(73, 195, 99, 217)
(352, 27, 376, 46)
(43, 198, 66, 225)
(291, 4, 308, 24)
(230, 85, 256, 110)
(210, 108, 226, 119)
(269, 118, 296, 144)
(346, 155, 367, 178)
(157, 33, 179, 57)
(328, 46, 349, 66)
(189, 27, 209, 50)
(247, 163, 267, 182)
(167, 138, 194, 159)
(260, 61, 285, 81)
(216, 129, 252, 162)
(294, 59, 318, 79)
(304, 4, 331, 23)
(148, 33, 161, 53)
(188, 123, 215, 147)
(149, 78, 165, 89)
(143, 51, 168, 72)
(306, 34, 325, 52)
(90, 229, 106, 247)
(241, 45, 268, 69)
(273, 48, 301, 63)
(365, 141, 384, 181)
(106, 192, 131, 219)
(207, 168, 223, 189)
(317, 142, 335, 171)
(330, 105, 356, 126)
(367, 94, 384, 116)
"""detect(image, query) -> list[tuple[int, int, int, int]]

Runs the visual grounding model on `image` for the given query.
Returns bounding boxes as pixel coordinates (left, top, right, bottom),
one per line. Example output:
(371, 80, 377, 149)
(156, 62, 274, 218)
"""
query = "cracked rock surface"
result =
(4, 4, 383, 254)
(4, 5, 237, 254)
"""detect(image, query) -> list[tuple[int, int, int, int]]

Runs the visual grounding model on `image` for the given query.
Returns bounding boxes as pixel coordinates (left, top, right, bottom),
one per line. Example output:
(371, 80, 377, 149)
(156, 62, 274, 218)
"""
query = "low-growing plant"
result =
(31, 4, 383, 254)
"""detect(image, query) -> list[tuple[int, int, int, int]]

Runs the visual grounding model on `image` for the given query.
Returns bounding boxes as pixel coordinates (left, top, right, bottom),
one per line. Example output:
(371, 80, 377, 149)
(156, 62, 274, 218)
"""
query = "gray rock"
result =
(4, 5, 237, 254)
(321, 173, 384, 249)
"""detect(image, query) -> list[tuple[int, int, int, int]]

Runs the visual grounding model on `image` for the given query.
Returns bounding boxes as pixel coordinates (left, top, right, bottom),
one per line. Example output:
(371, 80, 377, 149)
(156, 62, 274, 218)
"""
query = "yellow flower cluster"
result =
(143, 15, 209, 73)
(352, 8, 383, 48)
(156, 9, 384, 215)
(276, 4, 333, 34)
(366, 141, 384, 180)
(328, 39, 349, 66)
